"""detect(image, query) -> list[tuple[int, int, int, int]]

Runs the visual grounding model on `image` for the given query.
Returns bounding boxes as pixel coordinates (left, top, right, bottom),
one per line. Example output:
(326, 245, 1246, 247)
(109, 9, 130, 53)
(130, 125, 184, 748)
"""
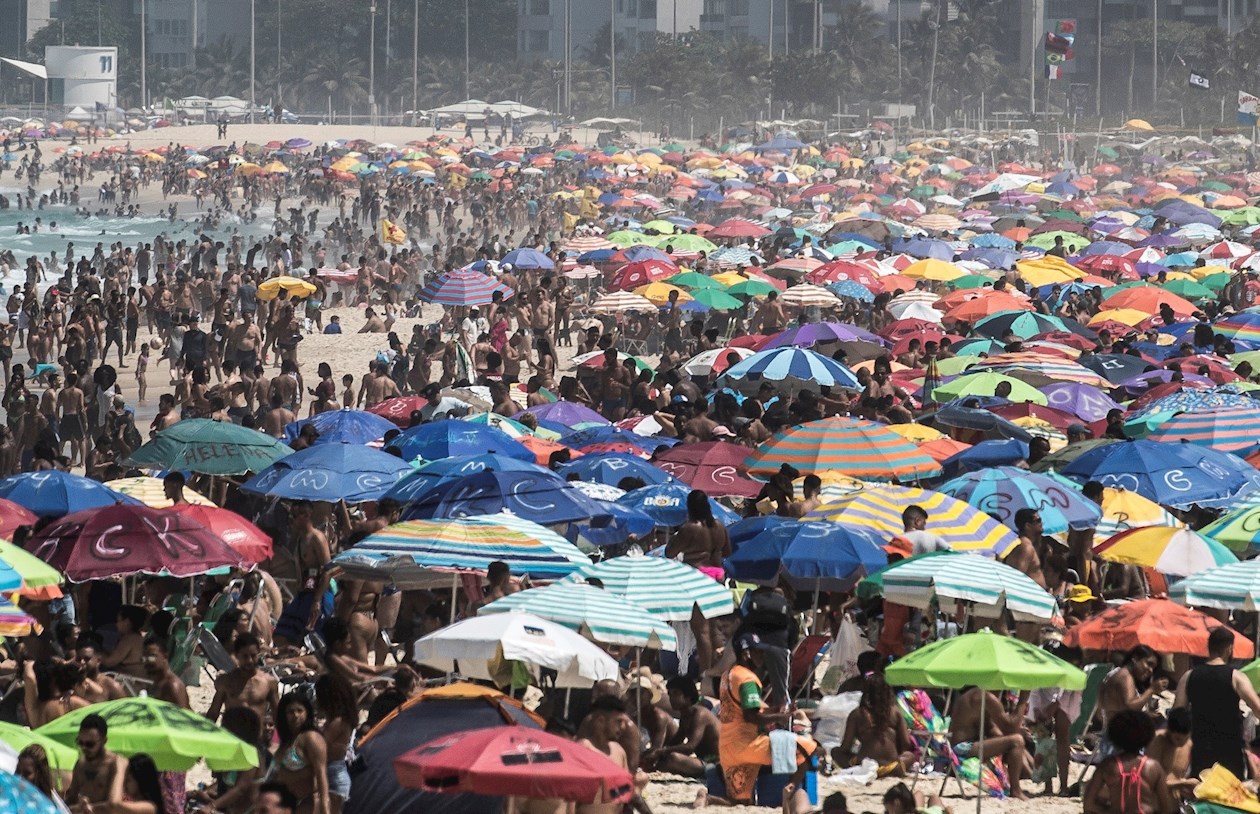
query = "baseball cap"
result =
(733, 632, 767, 654)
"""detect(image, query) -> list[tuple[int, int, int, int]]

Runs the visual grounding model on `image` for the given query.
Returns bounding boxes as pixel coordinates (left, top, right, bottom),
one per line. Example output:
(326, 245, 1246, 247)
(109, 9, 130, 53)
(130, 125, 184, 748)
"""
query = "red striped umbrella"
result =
(745, 417, 942, 480)
(419, 267, 514, 306)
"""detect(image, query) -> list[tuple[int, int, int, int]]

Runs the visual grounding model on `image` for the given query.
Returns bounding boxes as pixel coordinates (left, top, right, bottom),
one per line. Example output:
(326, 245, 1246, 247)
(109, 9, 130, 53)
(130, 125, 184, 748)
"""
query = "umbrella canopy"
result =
(0, 498, 37, 539)
(554, 453, 674, 487)
(724, 518, 888, 591)
(257, 276, 316, 300)
(37, 697, 260, 771)
(517, 401, 609, 429)
(166, 503, 273, 563)
(1170, 559, 1260, 611)
(367, 395, 432, 427)
(400, 470, 613, 526)
(242, 444, 412, 503)
(103, 477, 215, 509)
(386, 421, 536, 464)
(0, 471, 140, 517)
(887, 628, 1085, 691)
(394, 727, 633, 805)
(413, 611, 620, 687)
(0, 771, 61, 814)
(0, 721, 77, 771)
(1060, 439, 1260, 509)
(419, 267, 514, 305)
(877, 552, 1056, 621)
(562, 550, 734, 620)
(0, 539, 65, 594)
(938, 466, 1102, 535)
(26, 503, 247, 582)
(650, 441, 762, 498)
(388, 456, 551, 499)
(715, 347, 860, 395)
(1201, 504, 1260, 554)
(126, 419, 292, 476)
(614, 483, 740, 528)
(479, 582, 677, 650)
(333, 515, 589, 586)
(932, 371, 1048, 405)
(744, 416, 942, 480)
(808, 484, 1020, 558)
(1145, 407, 1260, 453)
(1063, 599, 1254, 658)
(283, 409, 398, 446)
(1094, 526, 1236, 577)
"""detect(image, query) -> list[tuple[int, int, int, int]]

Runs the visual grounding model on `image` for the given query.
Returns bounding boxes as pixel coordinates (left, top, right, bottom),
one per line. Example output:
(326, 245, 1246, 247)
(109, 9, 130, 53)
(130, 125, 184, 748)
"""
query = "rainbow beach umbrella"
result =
(1145, 407, 1260, 454)
(744, 416, 942, 480)
(807, 484, 1020, 558)
(1095, 526, 1237, 577)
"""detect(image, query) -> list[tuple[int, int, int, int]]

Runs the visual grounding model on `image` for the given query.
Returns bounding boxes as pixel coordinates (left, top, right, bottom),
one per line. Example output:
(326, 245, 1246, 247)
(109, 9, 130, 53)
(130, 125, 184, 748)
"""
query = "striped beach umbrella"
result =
(877, 552, 1056, 621)
(0, 594, 40, 635)
(745, 417, 942, 480)
(479, 582, 677, 650)
(590, 291, 656, 314)
(1094, 486, 1184, 543)
(716, 348, 860, 396)
(1170, 559, 1260, 611)
(938, 466, 1101, 535)
(1096, 526, 1237, 577)
(779, 284, 841, 308)
(1202, 504, 1260, 553)
(562, 551, 734, 620)
(1145, 407, 1260, 454)
(419, 267, 514, 306)
(1210, 312, 1260, 343)
(332, 515, 590, 586)
(682, 347, 755, 377)
(807, 484, 1021, 558)
(104, 477, 215, 508)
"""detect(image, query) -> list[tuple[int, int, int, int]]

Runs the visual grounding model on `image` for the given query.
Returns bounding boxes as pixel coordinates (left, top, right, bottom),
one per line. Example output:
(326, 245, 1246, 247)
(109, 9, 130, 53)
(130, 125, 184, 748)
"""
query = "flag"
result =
(381, 219, 407, 245)
(1189, 72, 1210, 90)
(1046, 64, 1063, 80)
(1045, 32, 1073, 53)
(1239, 91, 1259, 125)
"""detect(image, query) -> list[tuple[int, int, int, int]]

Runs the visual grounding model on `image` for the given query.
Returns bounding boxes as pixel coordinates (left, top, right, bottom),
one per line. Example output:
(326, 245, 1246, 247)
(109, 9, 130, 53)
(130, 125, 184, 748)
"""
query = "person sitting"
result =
(948, 686, 1031, 800)
(833, 672, 915, 777)
(1145, 707, 1194, 801)
(100, 605, 148, 678)
(646, 676, 720, 778)
(1084, 709, 1177, 814)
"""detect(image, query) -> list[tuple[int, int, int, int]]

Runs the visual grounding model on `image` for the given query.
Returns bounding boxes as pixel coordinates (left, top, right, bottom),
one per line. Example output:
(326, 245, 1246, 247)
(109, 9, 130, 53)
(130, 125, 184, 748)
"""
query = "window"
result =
(526, 29, 550, 51)
(728, 0, 748, 14)
(529, 0, 550, 15)
(640, 0, 655, 17)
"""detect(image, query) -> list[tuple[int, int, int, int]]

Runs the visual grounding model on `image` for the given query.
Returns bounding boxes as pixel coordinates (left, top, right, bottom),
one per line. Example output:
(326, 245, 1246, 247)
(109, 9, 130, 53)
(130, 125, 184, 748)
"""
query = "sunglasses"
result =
(77, 739, 100, 749)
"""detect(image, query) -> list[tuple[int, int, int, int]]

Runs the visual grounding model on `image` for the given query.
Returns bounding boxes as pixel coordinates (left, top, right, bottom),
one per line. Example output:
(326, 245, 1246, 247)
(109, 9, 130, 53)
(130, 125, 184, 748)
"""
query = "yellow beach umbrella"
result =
(258, 276, 317, 301)
(105, 477, 215, 509)
(633, 282, 691, 306)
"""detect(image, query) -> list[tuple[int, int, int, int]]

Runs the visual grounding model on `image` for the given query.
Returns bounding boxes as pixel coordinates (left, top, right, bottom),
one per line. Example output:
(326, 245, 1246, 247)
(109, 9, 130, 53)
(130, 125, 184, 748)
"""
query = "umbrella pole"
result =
(450, 573, 458, 624)
(976, 689, 986, 814)
(810, 577, 820, 636)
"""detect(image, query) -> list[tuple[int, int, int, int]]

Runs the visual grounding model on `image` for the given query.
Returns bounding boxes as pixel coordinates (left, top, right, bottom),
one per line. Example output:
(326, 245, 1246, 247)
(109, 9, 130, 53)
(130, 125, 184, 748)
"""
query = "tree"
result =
(25, 0, 140, 106)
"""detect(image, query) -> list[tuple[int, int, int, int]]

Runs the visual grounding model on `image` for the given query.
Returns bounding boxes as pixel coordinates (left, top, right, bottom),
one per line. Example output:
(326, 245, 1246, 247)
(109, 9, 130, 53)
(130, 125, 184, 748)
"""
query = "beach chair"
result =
(104, 672, 153, 696)
(896, 689, 969, 797)
(790, 634, 832, 700)
(1067, 663, 1111, 786)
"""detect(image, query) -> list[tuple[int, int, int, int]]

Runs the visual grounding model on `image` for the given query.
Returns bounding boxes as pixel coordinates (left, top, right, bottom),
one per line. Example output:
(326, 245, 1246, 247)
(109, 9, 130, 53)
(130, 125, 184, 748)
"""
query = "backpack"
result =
(743, 590, 791, 629)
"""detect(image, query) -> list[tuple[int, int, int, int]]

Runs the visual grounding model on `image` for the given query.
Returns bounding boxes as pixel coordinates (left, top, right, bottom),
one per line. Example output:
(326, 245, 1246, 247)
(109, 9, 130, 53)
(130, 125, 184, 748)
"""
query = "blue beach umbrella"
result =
(1060, 439, 1260, 509)
(386, 421, 536, 463)
(400, 470, 614, 525)
(242, 444, 412, 502)
(615, 483, 739, 528)
(939, 466, 1102, 535)
(555, 453, 675, 487)
(724, 517, 888, 590)
(0, 471, 141, 518)
(283, 409, 396, 445)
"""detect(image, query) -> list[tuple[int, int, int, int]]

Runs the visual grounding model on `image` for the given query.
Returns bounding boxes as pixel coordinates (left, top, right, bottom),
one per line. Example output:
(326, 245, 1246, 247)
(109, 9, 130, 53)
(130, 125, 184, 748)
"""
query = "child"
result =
(341, 374, 355, 409)
(1084, 709, 1176, 814)
(883, 781, 950, 814)
(136, 341, 151, 404)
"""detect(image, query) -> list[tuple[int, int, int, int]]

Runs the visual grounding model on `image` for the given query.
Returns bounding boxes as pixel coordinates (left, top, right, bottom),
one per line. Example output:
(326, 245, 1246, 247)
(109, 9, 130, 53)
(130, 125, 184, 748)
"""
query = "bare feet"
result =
(691, 789, 707, 809)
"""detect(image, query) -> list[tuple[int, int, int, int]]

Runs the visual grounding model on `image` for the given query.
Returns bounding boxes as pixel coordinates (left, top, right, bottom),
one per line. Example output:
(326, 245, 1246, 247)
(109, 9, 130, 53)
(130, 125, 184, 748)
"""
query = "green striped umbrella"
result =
(563, 551, 734, 620)
(479, 582, 678, 650)
(1169, 559, 1260, 611)
(879, 552, 1057, 621)
(744, 417, 942, 480)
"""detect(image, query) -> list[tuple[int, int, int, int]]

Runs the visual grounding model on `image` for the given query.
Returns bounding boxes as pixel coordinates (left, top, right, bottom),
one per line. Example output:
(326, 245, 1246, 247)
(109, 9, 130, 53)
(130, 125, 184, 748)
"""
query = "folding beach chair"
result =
(897, 689, 969, 796)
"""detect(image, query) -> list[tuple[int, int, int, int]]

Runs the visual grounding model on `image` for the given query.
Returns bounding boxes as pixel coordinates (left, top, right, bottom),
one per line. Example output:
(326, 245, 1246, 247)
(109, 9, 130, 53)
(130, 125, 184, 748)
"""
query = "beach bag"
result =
(744, 591, 790, 629)
(833, 614, 869, 682)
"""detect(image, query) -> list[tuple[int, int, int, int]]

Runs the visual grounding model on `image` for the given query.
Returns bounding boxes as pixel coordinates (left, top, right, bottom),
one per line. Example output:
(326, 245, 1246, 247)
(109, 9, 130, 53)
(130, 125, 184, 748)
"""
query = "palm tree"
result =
(300, 54, 370, 115)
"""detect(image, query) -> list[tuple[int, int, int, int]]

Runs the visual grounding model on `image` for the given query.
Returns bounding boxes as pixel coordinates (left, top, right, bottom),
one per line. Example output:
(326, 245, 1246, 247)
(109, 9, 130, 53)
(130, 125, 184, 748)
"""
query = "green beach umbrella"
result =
(658, 234, 718, 254)
(1201, 504, 1260, 554)
(667, 271, 726, 290)
(479, 581, 677, 649)
(877, 552, 1057, 621)
(886, 630, 1085, 814)
(641, 219, 679, 234)
(949, 274, 1000, 289)
(690, 289, 744, 310)
(931, 371, 1048, 405)
(932, 355, 983, 377)
(1199, 272, 1231, 292)
(605, 230, 651, 247)
(727, 279, 778, 298)
(38, 697, 260, 772)
(0, 722, 77, 772)
(125, 418, 291, 476)
(1162, 279, 1214, 301)
(0, 539, 64, 592)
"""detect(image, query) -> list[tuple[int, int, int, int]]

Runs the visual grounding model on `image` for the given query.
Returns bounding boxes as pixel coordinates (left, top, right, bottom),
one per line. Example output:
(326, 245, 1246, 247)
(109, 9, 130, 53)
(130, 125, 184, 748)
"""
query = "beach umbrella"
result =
(723, 518, 887, 591)
(283, 409, 398, 446)
(0, 721, 77, 771)
(886, 630, 1085, 814)
(479, 582, 677, 650)
(745, 416, 942, 480)
(615, 483, 739, 528)
(562, 550, 735, 620)
(554, 453, 674, 487)
(386, 456, 550, 502)
(807, 484, 1021, 558)
(38, 697, 260, 771)
(1169, 559, 1260, 611)
(25, 503, 247, 582)
(878, 552, 1056, 621)
(166, 504, 273, 563)
(0, 539, 65, 595)
(0, 471, 140, 517)
(400, 470, 613, 525)
(1201, 504, 1260, 554)
(242, 444, 412, 503)
(1063, 599, 1253, 658)
(501, 247, 555, 270)
(973, 311, 1091, 340)
(560, 426, 679, 455)
(257, 275, 316, 300)
(931, 371, 1048, 405)
(126, 419, 292, 476)
(414, 611, 619, 687)
(589, 291, 656, 314)
(103, 477, 215, 509)
(715, 347, 860, 395)
(1145, 407, 1260, 454)
(650, 441, 762, 498)
(419, 267, 514, 305)
(1030, 439, 1118, 473)
(1041, 382, 1123, 422)
(0, 498, 36, 539)
(334, 516, 589, 586)
(1095, 526, 1236, 577)
(1128, 388, 1257, 420)
(759, 322, 884, 350)
(386, 421, 536, 464)
(394, 727, 633, 804)
(1059, 439, 1260, 509)
(609, 260, 678, 291)
(682, 347, 756, 377)
(0, 770, 61, 814)
(517, 401, 609, 429)
(367, 395, 431, 427)
(938, 466, 1101, 535)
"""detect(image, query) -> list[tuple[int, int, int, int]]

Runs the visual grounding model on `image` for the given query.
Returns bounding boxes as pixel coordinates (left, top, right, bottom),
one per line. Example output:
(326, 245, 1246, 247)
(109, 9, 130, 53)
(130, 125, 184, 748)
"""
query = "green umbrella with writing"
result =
(125, 418, 292, 476)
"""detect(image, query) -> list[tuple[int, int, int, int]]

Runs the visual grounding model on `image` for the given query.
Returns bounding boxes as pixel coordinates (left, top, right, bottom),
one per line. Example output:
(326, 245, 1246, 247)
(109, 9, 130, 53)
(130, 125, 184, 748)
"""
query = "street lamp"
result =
(609, 0, 616, 109)
(464, 0, 470, 100)
(369, 2, 377, 123)
(139, 0, 147, 109)
(412, 0, 419, 120)
(250, 0, 256, 122)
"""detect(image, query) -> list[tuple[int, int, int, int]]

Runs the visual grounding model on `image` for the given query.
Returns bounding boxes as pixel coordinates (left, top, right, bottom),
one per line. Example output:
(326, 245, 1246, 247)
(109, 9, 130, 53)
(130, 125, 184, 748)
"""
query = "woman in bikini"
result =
(1084, 709, 1176, 814)
(834, 672, 915, 777)
(272, 692, 330, 814)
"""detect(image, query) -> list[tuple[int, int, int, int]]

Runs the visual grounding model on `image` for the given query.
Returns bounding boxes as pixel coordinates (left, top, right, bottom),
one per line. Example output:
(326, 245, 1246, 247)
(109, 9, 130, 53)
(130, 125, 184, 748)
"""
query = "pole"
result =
(276, 0, 282, 104)
(1028, 0, 1039, 118)
(564, 0, 571, 112)
(140, 0, 147, 109)
(412, 0, 418, 119)
(191, 0, 198, 67)
(1152, 0, 1158, 109)
(927, 0, 940, 129)
(1095, 0, 1102, 117)
(369, 2, 377, 123)
(609, 0, 616, 109)
(385, 0, 392, 116)
(768, 0, 774, 60)
(464, 0, 470, 100)
(976, 690, 986, 814)
(250, 0, 256, 122)
(896, 0, 901, 101)
(98, 0, 102, 46)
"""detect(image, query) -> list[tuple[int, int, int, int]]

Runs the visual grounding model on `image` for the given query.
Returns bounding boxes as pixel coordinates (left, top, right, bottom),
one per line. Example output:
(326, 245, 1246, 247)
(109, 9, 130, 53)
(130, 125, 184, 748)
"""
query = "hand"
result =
(1153, 677, 1170, 693)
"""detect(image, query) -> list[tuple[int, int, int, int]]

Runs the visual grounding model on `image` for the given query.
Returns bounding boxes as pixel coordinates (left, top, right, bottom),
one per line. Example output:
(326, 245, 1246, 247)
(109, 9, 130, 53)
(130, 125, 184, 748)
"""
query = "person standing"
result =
(1174, 626, 1260, 778)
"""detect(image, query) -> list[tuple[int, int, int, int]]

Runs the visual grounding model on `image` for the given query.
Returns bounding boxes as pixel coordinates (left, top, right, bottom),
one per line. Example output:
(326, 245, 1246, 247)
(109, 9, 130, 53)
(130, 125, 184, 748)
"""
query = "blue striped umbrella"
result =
(938, 466, 1102, 535)
(563, 551, 735, 620)
(479, 582, 677, 649)
(419, 267, 514, 305)
(716, 347, 860, 395)
(333, 514, 589, 586)
(1145, 407, 1260, 454)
